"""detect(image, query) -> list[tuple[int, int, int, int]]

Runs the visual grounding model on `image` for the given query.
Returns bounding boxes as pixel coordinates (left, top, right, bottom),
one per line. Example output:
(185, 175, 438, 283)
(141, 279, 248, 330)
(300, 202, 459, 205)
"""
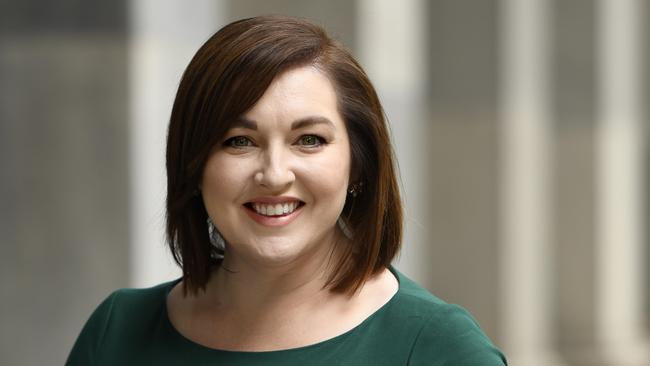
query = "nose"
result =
(254, 146, 295, 191)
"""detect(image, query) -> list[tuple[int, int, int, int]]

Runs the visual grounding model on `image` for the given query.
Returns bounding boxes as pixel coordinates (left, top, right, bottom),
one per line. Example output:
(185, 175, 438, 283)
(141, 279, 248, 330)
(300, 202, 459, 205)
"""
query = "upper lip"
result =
(246, 196, 303, 204)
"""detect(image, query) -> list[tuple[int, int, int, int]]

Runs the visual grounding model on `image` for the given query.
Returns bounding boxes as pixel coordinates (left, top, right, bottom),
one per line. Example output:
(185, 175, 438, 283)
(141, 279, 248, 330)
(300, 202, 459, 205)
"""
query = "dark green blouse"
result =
(66, 268, 507, 365)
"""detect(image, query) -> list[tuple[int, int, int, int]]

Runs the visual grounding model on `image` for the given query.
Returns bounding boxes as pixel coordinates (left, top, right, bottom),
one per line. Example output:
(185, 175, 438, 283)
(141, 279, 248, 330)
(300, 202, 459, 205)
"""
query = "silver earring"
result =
(347, 182, 363, 197)
(207, 217, 226, 256)
(337, 217, 353, 239)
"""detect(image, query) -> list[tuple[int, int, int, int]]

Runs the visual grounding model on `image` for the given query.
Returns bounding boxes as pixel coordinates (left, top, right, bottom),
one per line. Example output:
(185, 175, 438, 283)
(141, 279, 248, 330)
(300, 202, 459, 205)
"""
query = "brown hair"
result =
(166, 15, 402, 295)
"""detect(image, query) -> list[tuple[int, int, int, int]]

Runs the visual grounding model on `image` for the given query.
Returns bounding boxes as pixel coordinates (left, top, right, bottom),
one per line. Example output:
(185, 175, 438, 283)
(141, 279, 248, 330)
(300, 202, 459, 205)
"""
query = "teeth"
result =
(252, 201, 299, 216)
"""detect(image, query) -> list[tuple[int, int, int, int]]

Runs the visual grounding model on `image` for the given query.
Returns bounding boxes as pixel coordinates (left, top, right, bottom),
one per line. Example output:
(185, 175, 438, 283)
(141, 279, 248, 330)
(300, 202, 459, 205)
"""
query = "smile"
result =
(243, 199, 305, 227)
(250, 201, 301, 216)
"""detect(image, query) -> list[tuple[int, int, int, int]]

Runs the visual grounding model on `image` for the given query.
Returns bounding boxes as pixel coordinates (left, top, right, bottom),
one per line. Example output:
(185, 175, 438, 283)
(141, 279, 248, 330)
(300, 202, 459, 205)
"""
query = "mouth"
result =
(243, 200, 305, 217)
(242, 200, 305, 227)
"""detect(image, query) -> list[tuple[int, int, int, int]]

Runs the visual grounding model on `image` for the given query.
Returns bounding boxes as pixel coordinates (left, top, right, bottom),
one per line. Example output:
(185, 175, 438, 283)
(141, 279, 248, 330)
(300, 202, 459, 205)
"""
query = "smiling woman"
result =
(66, 15, 507, 365)
(201, 66, 351, 269)
(164, 16, 401, 297)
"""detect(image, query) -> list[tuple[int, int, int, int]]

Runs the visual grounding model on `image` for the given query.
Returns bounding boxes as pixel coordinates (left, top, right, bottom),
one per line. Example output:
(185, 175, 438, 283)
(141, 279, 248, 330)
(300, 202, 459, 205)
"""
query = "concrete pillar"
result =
(355, 0, 429, 288)
(128, 0, 225, 287)
(552, 0, 598, 363)
(498, 0, 565, 363)
(596, 0, 650, 364)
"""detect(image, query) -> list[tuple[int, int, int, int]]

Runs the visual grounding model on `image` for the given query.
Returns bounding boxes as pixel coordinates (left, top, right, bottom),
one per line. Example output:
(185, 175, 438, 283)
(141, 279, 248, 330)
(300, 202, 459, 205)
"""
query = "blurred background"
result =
(1, 0, 648, 365)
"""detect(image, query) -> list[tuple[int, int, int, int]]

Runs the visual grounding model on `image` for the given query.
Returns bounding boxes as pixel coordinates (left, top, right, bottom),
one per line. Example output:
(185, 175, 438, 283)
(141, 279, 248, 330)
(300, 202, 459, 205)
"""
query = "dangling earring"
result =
(206, 217, 225, 257)
(337, 217, 353, 239)
(341, 182, 362, 239)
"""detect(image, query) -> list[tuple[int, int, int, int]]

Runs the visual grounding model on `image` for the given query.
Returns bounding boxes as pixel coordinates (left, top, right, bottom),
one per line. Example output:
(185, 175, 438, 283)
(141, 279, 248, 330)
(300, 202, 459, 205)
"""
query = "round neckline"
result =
(162, 266, 402, 355)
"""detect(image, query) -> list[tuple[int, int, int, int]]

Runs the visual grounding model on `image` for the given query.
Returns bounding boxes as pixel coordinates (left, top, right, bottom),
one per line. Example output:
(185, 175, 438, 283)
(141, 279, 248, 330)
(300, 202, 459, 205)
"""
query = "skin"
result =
(167, 66, 398, 351)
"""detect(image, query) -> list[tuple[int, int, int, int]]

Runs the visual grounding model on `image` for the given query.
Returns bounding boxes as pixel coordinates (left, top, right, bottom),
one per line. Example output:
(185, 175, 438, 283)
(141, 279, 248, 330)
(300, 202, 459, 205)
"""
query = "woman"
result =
(67, 16, 507, 365)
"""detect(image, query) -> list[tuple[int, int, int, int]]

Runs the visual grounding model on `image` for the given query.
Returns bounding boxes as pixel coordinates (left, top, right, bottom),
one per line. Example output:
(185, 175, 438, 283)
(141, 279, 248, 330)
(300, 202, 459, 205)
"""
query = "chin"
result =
(235, 235, 330, 268)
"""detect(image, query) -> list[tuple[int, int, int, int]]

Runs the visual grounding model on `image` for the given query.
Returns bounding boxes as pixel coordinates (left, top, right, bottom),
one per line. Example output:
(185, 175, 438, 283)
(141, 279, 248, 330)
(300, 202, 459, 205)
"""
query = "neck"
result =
(168, 236, 398, 352)
(203, 235, 347, 317)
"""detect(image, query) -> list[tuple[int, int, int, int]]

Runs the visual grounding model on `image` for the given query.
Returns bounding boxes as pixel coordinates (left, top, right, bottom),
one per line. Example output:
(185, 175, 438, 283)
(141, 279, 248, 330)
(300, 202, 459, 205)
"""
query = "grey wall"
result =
(644, 0, 650, 330)
(552, 0, 598, 358)
(2, 1, 648, 365)
(423, 0, 501, 340)
(0, 2, 130, 365)
(228, 0, 357, 51)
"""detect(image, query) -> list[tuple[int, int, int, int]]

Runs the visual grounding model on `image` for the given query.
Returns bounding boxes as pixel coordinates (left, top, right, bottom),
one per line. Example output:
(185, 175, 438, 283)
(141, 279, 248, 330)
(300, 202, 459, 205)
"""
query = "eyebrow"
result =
(232, 116, 335, 131)
(231, 117, 258, 130)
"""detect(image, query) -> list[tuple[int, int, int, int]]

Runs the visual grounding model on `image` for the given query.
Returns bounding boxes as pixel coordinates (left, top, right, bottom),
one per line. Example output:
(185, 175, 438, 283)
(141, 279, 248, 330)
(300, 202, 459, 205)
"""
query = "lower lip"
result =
(243, 204, 303, 227)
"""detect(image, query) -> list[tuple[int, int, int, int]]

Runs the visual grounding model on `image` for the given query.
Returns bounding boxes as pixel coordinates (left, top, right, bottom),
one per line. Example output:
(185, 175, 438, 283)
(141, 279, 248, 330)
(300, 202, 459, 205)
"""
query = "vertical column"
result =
(499, 0, 564, 364)
(552, 0, 599, 362)
(228, 0, 356, 50)
(422, 0, 501, 337)
(645, 0, 650, 336)
(129, 0, 225, 287)
(355, 0, 429, 283)
(596, 0, 649, 363)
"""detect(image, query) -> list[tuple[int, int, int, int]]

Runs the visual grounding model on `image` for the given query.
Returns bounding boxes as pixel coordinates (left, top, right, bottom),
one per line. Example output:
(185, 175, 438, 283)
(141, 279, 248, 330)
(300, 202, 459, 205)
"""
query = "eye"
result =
(224, 136, 254, 148)
(297, 135, 325, 147)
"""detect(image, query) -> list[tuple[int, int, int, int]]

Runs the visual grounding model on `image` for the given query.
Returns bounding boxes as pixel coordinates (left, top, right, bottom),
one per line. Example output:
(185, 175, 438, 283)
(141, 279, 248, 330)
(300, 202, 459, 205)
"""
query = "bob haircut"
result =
(166, 15, 402, 295)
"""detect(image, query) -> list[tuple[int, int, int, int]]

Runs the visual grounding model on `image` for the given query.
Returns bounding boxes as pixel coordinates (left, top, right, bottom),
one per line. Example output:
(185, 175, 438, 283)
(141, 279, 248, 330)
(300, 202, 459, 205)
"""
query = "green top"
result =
(66, 267, 507, 365)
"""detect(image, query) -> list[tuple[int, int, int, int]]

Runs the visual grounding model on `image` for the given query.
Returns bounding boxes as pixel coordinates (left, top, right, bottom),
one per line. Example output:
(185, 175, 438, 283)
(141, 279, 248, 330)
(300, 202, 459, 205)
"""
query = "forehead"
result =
(239, 66, 344, 130)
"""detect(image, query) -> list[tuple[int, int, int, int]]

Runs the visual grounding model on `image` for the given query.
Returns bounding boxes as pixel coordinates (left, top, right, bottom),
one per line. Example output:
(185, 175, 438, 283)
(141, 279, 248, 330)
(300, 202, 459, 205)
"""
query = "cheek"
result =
(201, 156, 249, 208)
(299, 151, 350, 202)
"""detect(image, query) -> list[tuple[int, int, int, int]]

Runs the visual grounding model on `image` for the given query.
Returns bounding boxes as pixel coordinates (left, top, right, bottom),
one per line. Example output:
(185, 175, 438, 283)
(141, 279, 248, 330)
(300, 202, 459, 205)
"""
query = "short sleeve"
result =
(65, 292, 117, 366)
(408, 304, 507, 366)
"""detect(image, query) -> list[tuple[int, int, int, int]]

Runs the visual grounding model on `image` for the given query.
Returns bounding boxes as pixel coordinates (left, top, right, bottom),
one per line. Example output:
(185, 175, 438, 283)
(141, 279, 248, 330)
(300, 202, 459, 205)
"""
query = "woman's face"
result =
(201, 66, 351, 269)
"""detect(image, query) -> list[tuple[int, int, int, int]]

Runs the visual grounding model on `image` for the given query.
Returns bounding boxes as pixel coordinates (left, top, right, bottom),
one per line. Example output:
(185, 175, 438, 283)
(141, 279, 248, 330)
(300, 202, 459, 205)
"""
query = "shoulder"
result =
(387, 268, 508, 365)
(384, 267, 462, 323)
(109, 280, 177, 314)
(66, 279, 179, 365)
(92, 280, 177, 330)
